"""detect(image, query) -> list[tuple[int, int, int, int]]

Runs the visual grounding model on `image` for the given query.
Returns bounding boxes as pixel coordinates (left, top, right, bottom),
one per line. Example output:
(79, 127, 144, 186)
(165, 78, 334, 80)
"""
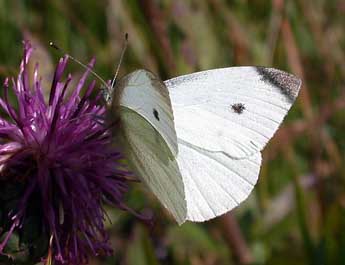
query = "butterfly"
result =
(107, 66, 301, 224)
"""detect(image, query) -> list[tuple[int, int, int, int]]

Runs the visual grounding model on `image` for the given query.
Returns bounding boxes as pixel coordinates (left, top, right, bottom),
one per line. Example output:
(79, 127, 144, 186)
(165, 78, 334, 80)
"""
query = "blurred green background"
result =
(1, 0, 345, 264)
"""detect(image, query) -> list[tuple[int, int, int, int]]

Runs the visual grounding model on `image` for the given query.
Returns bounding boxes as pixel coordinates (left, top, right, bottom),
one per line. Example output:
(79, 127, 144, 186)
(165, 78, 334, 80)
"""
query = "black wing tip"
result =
(255, 67, 302, 103)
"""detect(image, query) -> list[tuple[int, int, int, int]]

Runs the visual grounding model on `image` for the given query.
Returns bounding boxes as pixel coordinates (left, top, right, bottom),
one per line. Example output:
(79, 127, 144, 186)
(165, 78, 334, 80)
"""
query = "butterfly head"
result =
(101, 85, 113, 105)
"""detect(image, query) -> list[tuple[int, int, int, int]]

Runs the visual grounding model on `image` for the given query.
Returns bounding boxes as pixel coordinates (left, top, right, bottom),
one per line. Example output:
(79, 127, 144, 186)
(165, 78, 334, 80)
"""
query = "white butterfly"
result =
(108, 67, 301, 224)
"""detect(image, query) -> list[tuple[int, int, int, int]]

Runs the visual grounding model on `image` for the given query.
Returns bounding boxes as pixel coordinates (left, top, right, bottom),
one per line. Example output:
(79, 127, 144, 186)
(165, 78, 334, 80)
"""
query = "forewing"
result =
(165, 67, 301, 158)
(117, 107, 187, 224)
(118, 69, 178, 156)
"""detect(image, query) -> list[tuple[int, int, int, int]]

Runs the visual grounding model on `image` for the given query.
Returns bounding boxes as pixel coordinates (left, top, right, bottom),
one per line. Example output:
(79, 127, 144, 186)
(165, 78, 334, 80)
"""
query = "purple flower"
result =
(0, 41, 133, 264)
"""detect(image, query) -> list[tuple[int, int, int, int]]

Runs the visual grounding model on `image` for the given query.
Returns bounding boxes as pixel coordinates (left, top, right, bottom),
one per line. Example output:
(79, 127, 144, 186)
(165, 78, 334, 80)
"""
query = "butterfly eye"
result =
(153, 108, 160, 121)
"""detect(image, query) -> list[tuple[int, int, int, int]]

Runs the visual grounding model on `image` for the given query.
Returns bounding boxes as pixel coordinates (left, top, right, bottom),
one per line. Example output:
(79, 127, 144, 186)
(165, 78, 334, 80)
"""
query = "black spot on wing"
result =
(153, 108, 160, 121)
(255, 67, 301, 103)
(231, 103, 245, 114)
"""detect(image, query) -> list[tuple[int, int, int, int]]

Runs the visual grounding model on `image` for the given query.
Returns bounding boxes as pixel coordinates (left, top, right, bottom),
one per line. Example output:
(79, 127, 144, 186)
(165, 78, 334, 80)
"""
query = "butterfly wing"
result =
(113, 70, 186, 223)
(177, 141, 261, 222)
(165, 67, 301, 158)
(117, 69, 178, 156)
(164, 67, 301, 222)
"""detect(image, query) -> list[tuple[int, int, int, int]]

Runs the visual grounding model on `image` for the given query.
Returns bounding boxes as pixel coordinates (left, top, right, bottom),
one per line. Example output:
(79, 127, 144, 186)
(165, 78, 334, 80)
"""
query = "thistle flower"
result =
(0, 41, 133, 264)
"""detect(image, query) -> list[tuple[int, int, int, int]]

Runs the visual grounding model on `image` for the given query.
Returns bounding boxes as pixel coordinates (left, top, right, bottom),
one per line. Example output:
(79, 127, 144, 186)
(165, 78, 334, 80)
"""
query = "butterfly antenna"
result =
(110, 33, 129, 89)
(49, 41, 111, 93)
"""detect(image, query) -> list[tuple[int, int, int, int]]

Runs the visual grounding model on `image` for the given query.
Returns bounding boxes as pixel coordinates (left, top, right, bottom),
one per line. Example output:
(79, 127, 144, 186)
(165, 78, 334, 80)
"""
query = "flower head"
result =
(0, 41, 132, 264)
